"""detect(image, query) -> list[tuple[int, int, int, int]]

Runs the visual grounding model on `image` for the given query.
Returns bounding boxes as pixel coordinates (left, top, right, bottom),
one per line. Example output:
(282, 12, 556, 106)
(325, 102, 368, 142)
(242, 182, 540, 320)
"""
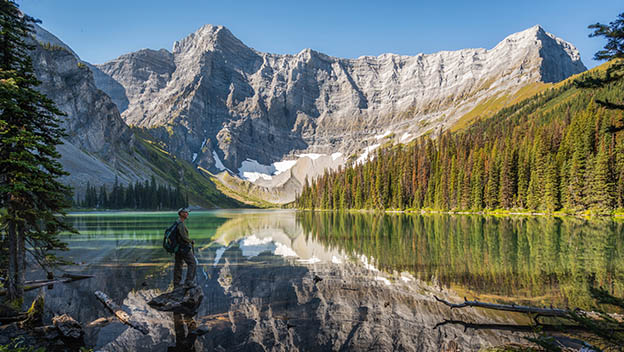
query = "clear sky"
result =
(18, 0, 623, 69)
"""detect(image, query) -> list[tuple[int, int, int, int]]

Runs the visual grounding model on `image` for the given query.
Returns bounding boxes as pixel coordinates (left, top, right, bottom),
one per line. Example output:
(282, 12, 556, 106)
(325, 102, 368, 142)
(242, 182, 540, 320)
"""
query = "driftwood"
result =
(434, 296, 573, 317)
(0, 274, 93, 296)
(94, 291, 148, 335)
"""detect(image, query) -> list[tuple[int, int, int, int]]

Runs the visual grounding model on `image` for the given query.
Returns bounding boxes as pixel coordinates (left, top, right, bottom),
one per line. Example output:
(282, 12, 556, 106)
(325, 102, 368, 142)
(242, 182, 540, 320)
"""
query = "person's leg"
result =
(173, 252, 183, 287)
(183, 250, 197, 285)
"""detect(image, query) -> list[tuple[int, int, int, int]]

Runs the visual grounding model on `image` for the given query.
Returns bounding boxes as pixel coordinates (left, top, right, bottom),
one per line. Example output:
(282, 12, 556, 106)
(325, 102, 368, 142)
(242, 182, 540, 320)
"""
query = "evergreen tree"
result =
(588, 12, 624, 61)
(0, 1, 73, 302)
(589, 142, 615, 211)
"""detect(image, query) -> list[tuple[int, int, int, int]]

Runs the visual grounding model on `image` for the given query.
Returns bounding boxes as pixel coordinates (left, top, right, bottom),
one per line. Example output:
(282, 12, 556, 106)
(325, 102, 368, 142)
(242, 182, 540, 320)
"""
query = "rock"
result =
(52, 314, 84, 340)
(94, 24, 586, 203)
(147, 286, 204, 315)
(30, 24, 164, 200)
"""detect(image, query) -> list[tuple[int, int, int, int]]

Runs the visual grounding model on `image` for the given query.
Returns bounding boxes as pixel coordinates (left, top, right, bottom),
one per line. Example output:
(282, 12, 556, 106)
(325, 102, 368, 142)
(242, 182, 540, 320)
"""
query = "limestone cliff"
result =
(97, 25, 585, 170)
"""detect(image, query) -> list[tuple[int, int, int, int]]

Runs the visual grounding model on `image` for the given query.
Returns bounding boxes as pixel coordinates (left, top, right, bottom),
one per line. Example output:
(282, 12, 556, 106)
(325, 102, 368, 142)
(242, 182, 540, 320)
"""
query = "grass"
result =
(135, 137, 244, 209)
(451, 82, 551, 132)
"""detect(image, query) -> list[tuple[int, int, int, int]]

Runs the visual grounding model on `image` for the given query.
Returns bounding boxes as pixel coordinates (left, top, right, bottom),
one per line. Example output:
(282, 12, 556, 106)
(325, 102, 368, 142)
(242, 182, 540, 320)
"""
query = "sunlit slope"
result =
(451, 60, 618, 132)
(297, 59, 624, 213)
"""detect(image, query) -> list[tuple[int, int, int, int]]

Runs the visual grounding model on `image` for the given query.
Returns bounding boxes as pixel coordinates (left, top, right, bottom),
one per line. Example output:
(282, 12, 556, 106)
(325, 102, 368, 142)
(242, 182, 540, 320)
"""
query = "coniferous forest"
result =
(79, 176, 187, 210)
(297, 61, 624, 214)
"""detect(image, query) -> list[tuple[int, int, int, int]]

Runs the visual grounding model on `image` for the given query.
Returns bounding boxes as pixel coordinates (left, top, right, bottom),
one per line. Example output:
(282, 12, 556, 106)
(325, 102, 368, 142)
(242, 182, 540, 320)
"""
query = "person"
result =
(173, 208, 196, 288)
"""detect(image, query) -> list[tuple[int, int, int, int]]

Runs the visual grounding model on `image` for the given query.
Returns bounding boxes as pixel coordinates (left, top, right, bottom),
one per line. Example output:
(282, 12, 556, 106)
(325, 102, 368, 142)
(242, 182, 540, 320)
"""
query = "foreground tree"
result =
(589, 12, 624, 61)
(0, 0, 73, 303)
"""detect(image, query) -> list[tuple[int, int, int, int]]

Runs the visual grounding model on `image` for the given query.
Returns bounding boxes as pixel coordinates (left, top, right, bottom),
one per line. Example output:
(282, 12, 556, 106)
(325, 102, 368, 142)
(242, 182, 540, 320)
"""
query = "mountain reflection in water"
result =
(29, 210, 624, 351)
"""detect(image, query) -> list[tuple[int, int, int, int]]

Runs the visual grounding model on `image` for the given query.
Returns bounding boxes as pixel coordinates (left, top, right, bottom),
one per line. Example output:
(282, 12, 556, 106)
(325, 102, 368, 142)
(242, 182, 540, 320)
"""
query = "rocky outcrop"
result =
(96, 24, 585, 177)
(147, 286, 204, 316)
(30, 25, 170, 198)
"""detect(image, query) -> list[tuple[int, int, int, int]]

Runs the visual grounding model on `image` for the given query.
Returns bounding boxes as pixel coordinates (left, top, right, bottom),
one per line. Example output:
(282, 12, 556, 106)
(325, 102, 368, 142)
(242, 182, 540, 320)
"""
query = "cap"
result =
(177, 207, 190, 214)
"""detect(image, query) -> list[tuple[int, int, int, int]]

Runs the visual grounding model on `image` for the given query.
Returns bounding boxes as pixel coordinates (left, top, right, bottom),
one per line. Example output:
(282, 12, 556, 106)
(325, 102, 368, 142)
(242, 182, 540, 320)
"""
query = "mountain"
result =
(297, 60, 624, 213)
(30, 25, 242, 208)
(94, 24, 586, 203)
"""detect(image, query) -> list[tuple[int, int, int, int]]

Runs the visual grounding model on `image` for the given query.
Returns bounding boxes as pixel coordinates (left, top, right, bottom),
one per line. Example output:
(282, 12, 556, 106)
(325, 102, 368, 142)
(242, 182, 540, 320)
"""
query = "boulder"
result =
(147, 286, 203, 316)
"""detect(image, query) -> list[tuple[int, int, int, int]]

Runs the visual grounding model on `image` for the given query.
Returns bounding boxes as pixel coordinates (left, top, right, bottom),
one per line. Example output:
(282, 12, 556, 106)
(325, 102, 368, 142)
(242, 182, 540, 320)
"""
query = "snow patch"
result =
(242, 235, 273, 246)
(331, 152, 343, 161)
(400, 132, 411, 142)
(356, 144, 381, 164)
(239, 159, 275, 182)
(400, 272, 415, 283)
(212, 151, 226, 171)
(297, 153, 323, 160)
(240, 235, 275, 257)
(360, 254, 379, 272)
(192, 153, 198, 162)
(297, 256, 321, 264)
(274, 160, 297, 175)
(375, 276, 392, 286)
(375, 131, 392, 139)
(331, 255, 343, 264)
(213, 247, 226, 266)
(275, 242, 298, 257)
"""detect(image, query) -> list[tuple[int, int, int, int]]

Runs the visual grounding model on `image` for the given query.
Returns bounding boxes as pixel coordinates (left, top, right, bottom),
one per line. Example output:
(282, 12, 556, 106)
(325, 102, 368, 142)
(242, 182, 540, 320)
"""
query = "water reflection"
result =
(28, 210, 624, 351)
(298, 212, 624, 309)
(170, 313, 198, 352)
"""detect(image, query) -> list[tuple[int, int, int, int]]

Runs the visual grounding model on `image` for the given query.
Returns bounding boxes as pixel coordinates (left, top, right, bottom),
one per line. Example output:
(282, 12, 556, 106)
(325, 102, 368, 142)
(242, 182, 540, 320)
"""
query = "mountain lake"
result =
(26, 210, 624, 351)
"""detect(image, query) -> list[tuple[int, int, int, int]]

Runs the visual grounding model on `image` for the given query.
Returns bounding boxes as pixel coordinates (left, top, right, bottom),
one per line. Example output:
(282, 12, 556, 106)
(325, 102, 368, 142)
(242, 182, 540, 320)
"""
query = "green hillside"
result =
(135, 136, 246, 209)
(297, 60, 624, 214)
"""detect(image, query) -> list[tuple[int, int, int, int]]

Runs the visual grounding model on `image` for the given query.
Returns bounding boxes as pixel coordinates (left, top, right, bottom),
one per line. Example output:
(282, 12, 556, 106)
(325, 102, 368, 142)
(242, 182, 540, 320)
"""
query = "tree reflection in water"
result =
(169, 313, 198, 352)
(298, 212, 624, 310)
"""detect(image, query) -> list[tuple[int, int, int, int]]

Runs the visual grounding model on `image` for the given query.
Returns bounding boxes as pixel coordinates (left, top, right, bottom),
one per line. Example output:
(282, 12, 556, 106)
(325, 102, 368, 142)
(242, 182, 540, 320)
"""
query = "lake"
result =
(32, 210, 624, 351)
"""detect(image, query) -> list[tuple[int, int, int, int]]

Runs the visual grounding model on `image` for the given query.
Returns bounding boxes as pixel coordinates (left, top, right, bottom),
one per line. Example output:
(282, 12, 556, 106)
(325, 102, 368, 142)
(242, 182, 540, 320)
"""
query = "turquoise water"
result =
(35, 210, 624, 351)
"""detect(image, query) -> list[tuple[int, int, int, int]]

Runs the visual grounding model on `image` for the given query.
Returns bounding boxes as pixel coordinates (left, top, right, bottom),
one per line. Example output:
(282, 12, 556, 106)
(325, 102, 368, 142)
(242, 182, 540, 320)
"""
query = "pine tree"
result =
(0, 1, 73, 302)
(589, 142, 615, 212)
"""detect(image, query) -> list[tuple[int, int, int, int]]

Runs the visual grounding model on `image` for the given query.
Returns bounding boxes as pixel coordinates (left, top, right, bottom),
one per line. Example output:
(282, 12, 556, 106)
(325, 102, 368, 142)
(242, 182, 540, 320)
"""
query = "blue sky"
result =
(19, 0, 622, 68)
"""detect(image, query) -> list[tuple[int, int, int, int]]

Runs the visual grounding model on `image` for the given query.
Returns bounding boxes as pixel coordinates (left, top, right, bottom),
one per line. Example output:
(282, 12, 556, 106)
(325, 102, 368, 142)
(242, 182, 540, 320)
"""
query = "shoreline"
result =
(295, 208, 624, 218)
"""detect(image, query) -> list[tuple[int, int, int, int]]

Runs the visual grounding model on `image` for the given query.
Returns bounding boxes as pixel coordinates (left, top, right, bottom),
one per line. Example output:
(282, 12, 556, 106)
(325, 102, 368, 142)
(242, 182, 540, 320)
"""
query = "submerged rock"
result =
(147, 286, 204, 316)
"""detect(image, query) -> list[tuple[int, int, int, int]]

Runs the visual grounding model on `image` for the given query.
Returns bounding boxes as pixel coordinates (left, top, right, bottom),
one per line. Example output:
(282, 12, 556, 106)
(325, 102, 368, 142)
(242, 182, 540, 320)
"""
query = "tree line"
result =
(297, 63, 624, 214)
(80, 176, 187, 210)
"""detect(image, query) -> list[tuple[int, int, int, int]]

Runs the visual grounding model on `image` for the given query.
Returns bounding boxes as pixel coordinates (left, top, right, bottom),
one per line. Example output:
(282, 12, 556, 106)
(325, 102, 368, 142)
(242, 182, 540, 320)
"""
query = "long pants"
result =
(173, 248, 196, 286)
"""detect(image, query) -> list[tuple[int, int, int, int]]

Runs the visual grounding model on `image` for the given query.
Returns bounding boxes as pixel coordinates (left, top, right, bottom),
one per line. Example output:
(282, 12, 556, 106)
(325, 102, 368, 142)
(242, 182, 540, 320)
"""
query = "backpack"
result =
(163, 221, 180, 254)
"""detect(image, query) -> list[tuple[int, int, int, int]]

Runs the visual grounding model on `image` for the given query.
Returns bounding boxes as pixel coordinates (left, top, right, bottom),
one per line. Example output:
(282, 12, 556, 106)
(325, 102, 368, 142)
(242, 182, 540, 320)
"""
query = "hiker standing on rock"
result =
(173, 208, 196, 288)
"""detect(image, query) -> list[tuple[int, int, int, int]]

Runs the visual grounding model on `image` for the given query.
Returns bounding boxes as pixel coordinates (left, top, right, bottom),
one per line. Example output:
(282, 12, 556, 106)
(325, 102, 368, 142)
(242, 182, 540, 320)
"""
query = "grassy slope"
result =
(135, 136, 246, 209)
(199, 168, 277, 208)
(449, 61, 618, 132)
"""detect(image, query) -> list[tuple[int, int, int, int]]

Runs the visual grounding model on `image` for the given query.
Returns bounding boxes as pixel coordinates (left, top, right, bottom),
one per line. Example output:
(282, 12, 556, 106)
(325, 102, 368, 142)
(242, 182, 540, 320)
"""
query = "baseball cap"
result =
(177, 207, 190, 214)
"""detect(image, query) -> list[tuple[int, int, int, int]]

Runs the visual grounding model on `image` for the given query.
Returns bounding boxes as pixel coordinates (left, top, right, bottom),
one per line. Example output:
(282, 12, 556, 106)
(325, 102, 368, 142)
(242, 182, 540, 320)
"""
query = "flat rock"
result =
(53, 314, 83, 340)
(147, 286, 203, 315)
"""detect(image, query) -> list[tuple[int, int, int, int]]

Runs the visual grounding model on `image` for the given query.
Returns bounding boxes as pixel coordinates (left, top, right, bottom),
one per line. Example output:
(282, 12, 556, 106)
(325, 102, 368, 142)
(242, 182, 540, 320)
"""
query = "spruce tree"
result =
(0, 1, 73, 302)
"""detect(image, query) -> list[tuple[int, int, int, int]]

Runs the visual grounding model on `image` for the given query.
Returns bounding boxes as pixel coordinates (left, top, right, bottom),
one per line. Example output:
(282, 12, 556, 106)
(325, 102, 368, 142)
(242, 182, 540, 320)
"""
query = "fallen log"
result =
(0, 274, 93, 296)
(60, 273, 94, 280)
(0, 314, 27, 324)
(94, 291, 148, 335)
(434, 296, 572, 317)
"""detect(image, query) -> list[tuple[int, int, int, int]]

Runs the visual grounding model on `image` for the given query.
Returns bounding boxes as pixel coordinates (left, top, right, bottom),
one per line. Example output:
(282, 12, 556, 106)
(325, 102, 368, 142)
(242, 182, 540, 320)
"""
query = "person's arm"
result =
(177, 222, 192, 244)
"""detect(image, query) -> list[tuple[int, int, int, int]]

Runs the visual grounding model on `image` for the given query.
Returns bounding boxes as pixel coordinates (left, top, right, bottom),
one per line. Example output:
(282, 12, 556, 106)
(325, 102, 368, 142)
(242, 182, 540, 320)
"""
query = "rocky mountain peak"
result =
(93, 25, 587, 203)
(172, 24, 247, 55)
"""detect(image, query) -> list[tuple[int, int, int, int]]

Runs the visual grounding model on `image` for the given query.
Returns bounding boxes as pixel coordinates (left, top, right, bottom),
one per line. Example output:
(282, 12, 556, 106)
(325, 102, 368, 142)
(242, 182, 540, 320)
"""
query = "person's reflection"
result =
(168, 312, 198, 351)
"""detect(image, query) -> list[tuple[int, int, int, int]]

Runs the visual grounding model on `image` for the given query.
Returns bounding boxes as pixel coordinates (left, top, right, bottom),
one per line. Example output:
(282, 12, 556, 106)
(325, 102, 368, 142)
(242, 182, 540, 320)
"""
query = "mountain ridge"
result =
(31, 22, 588, 205)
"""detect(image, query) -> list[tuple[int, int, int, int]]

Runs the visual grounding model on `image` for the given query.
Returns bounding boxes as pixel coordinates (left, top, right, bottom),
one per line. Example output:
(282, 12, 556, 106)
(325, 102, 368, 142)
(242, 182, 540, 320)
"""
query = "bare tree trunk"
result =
(16, 223, 25, 298)
(6, 219, 18, 301)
